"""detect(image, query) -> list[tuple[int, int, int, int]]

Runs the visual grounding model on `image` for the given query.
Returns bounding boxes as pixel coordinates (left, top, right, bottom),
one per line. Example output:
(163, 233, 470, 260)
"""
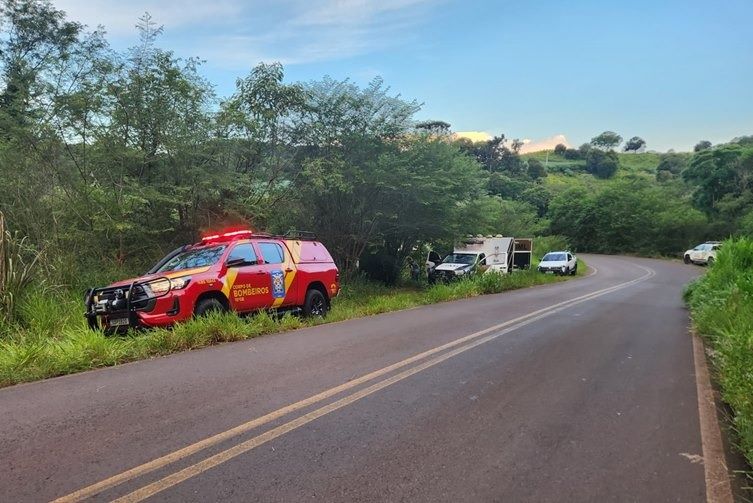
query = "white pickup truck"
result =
(683, 242, 721, 266)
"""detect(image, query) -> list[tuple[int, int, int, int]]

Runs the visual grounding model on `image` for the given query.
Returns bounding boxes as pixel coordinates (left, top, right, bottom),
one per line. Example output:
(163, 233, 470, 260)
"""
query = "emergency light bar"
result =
(201, 229, 254, 243)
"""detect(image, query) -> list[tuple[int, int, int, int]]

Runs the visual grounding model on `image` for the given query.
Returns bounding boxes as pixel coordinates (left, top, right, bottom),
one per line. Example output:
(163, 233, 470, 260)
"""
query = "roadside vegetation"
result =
(685, 238, 753, 469)
(0, 263, 584, 387)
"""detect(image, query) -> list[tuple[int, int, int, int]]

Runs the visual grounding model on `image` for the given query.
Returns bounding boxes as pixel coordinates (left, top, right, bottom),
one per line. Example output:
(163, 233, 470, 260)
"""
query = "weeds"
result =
(0, 266, 582, 388)
(685, 238, 753, 469)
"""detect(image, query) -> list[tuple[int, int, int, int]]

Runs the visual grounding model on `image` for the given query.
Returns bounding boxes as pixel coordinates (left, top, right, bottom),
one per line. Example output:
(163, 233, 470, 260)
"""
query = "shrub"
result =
(585, 150, 619, 179)
(686, 238, 753, 467)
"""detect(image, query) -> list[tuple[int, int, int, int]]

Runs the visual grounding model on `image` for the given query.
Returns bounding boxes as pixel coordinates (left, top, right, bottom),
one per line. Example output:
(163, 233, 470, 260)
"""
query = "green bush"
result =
(686, 238, 753, 467)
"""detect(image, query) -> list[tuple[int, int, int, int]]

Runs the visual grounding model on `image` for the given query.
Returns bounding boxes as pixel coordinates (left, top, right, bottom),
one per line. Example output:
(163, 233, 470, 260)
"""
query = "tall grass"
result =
(685, 238, 753, 469)
(0, 266, 584, 387)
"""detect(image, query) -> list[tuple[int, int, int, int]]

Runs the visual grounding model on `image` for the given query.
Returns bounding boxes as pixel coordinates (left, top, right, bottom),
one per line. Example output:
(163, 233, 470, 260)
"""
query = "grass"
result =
(0, 264, 585, 388)
(684, 238, 753, 471)
(522, 150, 663, 178)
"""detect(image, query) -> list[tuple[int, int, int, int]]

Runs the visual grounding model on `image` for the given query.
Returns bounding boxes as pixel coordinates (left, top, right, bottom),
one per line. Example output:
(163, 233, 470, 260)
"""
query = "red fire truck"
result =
(84, 230, 339, 333)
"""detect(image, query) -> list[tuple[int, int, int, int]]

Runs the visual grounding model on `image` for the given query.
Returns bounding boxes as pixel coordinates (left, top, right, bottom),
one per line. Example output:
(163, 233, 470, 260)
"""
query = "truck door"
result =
(224, 243, 271, 312)
(257, 241, 295, 307)
(690, 244, 706, 262)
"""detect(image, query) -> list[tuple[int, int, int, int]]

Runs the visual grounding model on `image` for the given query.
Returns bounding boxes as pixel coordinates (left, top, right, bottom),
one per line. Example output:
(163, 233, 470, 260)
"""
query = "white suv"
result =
(538, 251, 578, 276)
(683, 242, 721, 266)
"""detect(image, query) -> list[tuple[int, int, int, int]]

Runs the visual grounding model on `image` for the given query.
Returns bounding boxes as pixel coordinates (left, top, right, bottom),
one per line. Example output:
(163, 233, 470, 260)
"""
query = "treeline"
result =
(1, 0, 751, 294)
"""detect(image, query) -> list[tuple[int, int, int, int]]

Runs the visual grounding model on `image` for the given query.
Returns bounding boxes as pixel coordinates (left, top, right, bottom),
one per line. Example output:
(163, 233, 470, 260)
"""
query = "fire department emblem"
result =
(270, 270, 286, 299)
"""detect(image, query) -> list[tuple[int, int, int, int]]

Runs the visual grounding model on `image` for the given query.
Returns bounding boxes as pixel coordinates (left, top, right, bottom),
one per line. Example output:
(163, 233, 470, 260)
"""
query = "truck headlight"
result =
(170, 277, 191, 290)
(148, 277, 191, 295)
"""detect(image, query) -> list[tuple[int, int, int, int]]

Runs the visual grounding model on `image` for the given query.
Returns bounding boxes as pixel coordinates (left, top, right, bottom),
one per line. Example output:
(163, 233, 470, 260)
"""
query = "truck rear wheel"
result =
(303, 289, 328, 317)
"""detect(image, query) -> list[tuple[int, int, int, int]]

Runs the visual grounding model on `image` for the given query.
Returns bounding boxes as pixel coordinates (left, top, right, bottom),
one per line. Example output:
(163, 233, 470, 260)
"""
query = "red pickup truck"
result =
(85, 230, 340, 333)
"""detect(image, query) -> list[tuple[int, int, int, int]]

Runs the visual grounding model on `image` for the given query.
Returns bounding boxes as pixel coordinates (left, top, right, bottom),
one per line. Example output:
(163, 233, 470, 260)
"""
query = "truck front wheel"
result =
(195, 297, 227, 317)
(303, 289, 329, 317)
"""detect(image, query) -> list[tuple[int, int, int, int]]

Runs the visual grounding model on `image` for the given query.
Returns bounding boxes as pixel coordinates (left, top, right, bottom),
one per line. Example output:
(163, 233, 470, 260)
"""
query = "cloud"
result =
(52, 0, 439, 66)
(53, 0, 242, 36)
(453, 131, 493, 142)
(519, 134, 569, 154)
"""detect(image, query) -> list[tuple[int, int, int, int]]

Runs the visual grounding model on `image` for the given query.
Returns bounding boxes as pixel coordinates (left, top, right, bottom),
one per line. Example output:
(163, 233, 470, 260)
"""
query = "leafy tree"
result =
(218, 62, 308, 230)
(694, 140, 712, 152)
(682, 144, 753, 214)
(655, 152, 687, 180)
(527, 158, 547, 179)
(487, 173, 529, 199)
(585, 150, 619, 178)
(554, 143, 567, 156)
(623, 136, 646, 152)
(520, 185, 551, 216)
(457, 135, 525, 176)
(590, 131, 622, 151)
(563, 148, 581, 160)
(415, 120, 451, 135)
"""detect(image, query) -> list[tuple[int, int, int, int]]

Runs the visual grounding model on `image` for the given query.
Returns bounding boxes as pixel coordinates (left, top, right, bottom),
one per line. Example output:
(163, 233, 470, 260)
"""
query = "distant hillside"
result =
(522, 150, 668, 175)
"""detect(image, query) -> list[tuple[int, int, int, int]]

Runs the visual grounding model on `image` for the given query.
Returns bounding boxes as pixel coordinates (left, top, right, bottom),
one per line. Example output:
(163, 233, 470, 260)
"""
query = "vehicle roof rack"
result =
(282, 230, 317, 241)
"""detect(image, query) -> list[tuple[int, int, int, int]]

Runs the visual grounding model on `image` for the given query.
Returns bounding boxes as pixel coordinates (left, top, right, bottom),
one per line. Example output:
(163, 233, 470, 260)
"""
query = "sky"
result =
(53, 0, 753, 152)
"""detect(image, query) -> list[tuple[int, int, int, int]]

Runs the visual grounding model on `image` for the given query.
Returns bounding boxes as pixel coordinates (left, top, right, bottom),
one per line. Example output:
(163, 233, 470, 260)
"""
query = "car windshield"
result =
(442, 253, 478, 265)
(542, 253, 566, 262)
(156, 245, 227, 273)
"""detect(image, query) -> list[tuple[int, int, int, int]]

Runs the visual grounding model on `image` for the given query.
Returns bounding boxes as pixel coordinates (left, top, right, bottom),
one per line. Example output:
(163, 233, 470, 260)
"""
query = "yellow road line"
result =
(111, 265, 654, 503)
(53, 264, 652, 503)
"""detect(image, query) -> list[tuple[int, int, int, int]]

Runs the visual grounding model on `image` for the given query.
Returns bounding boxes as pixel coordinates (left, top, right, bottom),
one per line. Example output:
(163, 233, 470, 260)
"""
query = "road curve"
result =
(0, 255, 709, 502)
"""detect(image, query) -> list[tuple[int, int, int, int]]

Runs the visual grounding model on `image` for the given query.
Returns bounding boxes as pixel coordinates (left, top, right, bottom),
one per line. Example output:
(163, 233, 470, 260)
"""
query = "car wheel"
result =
(683, 255, 691, 264)
(195, 298, 227, 317)
(571, 264, 577, 276)
(707, 256, 715, 266)
(303, 289, 328, 317)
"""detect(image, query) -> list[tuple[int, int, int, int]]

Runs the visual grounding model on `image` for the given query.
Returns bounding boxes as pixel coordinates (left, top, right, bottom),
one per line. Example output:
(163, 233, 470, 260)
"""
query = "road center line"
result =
(53, 264, 652, 503)
(112, 267, 653, 503)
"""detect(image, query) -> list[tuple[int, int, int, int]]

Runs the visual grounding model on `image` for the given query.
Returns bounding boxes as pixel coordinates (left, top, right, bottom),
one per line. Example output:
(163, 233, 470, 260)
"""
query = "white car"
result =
(684, 242, 721, 266)
(538, 251, 577, 276)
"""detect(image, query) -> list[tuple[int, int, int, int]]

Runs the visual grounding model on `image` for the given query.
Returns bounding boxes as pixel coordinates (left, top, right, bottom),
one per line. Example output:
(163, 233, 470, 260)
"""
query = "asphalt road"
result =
(0, 255, 713, 502)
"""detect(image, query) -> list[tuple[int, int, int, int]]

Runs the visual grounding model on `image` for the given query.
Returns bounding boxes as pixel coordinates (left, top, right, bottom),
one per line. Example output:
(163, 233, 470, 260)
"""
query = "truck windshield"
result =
(442, 253, 478, 265)
(542, 253, 566, 262)
(156, 245, 227, 273)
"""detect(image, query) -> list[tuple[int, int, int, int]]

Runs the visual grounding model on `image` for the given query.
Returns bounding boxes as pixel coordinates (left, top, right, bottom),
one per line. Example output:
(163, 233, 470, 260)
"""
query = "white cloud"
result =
(519, 134, 569, 154)
(453, 131, 493, 142)
(53, 0, 242, 36)
(52, 0, 439, 66)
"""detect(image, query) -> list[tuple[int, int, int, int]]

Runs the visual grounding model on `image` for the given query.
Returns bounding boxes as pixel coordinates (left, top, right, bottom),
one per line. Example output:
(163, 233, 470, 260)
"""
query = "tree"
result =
(458, 135, 525, 176)
(292, 76, 425, 277)
(563, 148, 581, 160)
(655, 153, 687, 181)
(527, 158, 547, 179)
(554, 143, 567, 156)
(683, 144, 753, 215)
(590, 131, 623, 151)
(585, 150, 619, 179)
(415, 120, 451, 135)
(694, 140, 712, 152)
(623, 136, 646, 152)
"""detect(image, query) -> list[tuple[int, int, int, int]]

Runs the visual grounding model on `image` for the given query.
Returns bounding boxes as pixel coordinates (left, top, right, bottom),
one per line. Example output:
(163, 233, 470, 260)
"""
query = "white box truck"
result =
(428, 235, 532, 282)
